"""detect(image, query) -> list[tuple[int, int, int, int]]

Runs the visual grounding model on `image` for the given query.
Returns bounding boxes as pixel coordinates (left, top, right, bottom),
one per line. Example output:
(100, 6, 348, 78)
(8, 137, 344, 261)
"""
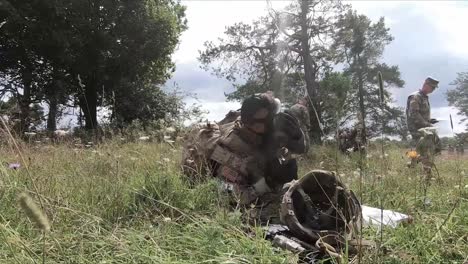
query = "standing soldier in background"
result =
(288, 98, 311, 153)
(406, 77, 441, 178)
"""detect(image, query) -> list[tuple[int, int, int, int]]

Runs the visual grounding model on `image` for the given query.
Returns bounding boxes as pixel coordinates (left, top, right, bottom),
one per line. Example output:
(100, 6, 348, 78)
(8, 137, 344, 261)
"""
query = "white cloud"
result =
(349, 1, 468, 58)
(183, 98, 240, 125)
(167, 1, 468, 134)
(415, 3, 468, 58)
(173, 1, 290, 64)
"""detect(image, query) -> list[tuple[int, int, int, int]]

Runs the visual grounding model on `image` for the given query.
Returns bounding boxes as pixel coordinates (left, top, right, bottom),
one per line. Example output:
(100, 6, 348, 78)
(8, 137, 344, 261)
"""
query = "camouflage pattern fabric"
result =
(181, 121, 222, 182)
(181, 111, 364, 260)
(211, 119, 271, 204)
(279, 170, 362, 257)
(289, 103, 311, 132)
(218, 110, 240, 125)
(182, 94, 319, 253)
(287, 104, 311, 155)
(405, 90, 440, 178)
(406, 127, 441, 183)
(406, 91, 432, 137)
(181, 109, 264, 186)
(415, 127, 441, 181)
(337, 128, 359, 153)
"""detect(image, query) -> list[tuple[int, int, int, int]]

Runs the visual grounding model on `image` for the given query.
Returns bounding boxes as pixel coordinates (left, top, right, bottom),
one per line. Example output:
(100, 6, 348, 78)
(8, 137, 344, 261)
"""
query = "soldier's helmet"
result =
(272, 111, 308, 154)
(280, 170, 361, 247)
(424, 77, 439, 89)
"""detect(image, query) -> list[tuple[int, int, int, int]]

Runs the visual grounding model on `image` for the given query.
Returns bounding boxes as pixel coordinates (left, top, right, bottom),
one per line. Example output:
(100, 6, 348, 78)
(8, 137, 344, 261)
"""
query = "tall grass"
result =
(0, 140, 466, 263)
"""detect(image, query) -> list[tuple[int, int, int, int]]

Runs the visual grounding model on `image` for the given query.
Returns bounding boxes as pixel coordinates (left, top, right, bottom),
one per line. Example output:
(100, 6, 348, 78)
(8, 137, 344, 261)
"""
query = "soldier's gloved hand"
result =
(430, 118, 439, 124)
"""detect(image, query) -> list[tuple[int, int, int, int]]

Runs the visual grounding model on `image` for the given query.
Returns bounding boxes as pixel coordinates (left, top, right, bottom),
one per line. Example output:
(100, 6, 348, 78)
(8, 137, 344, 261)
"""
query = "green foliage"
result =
(333, 10, 406, 139)
(199, 15, 287, 99)
(199, 0, 352, 144)
(0, 141, 296, 263)
(199, 2, 408, 141)
(0, 0, 187, 131)
(447, 72, 468, 125)
(0, 140, 466, 263)
(319, 72, 352, 134)
(0, 96, 44, 132)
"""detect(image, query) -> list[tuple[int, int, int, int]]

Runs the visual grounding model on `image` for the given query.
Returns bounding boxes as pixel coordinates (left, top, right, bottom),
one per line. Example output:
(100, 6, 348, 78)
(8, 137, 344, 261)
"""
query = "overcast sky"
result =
(165, 0, 468, 137)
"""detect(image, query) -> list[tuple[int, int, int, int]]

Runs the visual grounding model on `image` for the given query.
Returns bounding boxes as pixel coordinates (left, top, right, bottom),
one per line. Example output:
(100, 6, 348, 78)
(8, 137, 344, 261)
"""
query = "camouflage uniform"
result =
(181, 93, 281, 219)
(406, 90, 432, 142)
(288, 102, 311, 153)
(337, 127, 360, 154)
(210, 119, 270, 205)
(289, 103, 311, 131)
(182, 93, 309, 225)
(405, 77, 441, 179)
(181, 97, 363, 259)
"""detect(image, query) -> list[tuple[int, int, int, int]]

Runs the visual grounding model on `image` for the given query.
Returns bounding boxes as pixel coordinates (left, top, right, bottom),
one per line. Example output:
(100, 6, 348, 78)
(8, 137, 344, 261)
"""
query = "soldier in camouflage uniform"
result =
(406, 77, 441, 178)
(214, 93, 309, 225)
(210, 93, 279, 206)
(181, 94, 363, 260)
(288, 98, 311, 153)
(182, 92, 308, 224)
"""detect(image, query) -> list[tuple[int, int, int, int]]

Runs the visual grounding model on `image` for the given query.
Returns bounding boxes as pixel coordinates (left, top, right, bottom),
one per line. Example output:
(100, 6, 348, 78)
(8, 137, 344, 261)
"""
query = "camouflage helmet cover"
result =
(280, 170, 361, 246)
(424, 77, 439, 88)
(272, 111, 308, 154)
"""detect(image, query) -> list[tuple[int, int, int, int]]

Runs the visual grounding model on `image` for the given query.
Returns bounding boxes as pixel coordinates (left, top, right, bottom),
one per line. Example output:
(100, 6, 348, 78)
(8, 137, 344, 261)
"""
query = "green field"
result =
(0, 140, 466, 264)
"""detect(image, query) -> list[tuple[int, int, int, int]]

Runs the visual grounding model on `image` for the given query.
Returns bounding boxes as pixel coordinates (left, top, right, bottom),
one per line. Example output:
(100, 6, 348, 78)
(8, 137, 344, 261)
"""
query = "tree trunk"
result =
(46, 72, 61, 132)
(357, 66, 367, 145)
(79, 77, 98, 130)
(47, 94, 58, 132)
(299, 0, 322, 144)
(18, 67, 32, 134)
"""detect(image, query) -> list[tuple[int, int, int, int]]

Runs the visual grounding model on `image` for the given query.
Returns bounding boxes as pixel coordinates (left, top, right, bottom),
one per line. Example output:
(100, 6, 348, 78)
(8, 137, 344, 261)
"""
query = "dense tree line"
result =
(2, 0, 465, 143)
(0, 0, 187, 134)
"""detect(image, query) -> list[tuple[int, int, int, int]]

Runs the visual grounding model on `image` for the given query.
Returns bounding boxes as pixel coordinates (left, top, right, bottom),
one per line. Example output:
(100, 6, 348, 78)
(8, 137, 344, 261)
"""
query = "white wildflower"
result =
(24, 132, 37, 137)
(165, 127, 176, 133)
(423, 197, 432, 206)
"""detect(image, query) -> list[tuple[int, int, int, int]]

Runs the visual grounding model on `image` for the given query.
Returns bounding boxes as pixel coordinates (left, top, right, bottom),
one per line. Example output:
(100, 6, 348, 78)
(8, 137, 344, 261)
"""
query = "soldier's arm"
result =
(408, 97, 431, 127)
